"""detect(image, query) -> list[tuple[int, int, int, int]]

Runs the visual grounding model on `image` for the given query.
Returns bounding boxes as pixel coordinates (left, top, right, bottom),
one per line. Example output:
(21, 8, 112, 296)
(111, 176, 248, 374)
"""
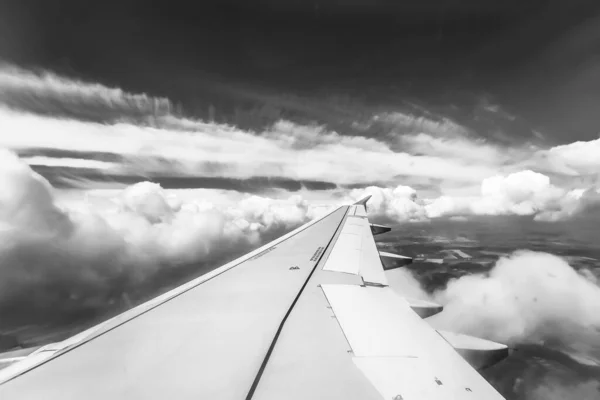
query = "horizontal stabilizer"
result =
(406, 297, 443, 318)
(379, 251, 413, 270)
(370, 224, 391, 236)
(437, 330, 509, 370)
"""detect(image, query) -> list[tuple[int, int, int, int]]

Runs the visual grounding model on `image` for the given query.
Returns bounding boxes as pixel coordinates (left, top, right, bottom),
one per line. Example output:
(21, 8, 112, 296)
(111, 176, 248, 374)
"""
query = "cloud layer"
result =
(0, 64, 558, 190)
(0, 105, 503, 186)
(1, 63, 599, 225)
(349, 170, 600, 222)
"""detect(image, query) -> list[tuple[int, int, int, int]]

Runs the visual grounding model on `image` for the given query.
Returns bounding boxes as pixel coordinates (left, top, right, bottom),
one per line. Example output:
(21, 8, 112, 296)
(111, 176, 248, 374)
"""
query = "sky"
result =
(1, 0, 600, 217)
(0, 1, 599, 186)
(0, 0, 599, 299)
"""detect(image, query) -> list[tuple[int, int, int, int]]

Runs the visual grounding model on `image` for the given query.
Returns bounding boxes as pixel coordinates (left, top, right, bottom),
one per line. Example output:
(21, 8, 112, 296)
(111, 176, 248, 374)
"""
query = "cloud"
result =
(22, 156, 120, 170)
(373, 111, 470, 137)
(347, 185, 429, 222)
(429, 170, 597, 221)
(0, 106, 500, 186)
(0, 64, 172, 122)
(2, 64, 599, 221)
(542, 138, 600, 176)
(349, 170, 599, 222)
(428, 251, 600, 366)
(399, 132, 516, 165)
(6, 62, 600, 201)
(0, 149, 324, 328)
(471, 170, 564, 217)
(0, 64, 522, 189)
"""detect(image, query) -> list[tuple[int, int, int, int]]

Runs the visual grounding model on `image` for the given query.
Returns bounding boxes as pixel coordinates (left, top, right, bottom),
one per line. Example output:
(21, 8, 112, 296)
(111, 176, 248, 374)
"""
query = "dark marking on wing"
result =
(310, 246, 325, 261)
(249, 246, 276, 261)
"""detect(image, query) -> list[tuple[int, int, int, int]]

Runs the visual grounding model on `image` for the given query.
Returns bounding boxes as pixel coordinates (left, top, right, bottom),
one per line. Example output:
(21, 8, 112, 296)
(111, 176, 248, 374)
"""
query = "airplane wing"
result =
(0, 197, 507, 400)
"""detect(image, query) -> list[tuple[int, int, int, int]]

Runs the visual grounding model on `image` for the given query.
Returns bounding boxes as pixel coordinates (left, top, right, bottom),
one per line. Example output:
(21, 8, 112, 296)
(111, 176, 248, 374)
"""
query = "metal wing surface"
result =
(0, 199, 505, 400)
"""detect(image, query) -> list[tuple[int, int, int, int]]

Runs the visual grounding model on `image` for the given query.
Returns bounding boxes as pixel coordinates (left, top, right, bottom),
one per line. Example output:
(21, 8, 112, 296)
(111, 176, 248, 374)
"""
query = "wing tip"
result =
(353, 195, 371, 206)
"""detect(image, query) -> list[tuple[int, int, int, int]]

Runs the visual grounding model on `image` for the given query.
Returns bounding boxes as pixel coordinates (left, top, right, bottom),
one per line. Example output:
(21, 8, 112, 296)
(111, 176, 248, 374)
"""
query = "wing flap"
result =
(322, 219, 362, 275)
(323, 216, 387, 285)
(322, 284, 505, 400)
(321, 284, 420, 357)
(354, 357, 483, 400)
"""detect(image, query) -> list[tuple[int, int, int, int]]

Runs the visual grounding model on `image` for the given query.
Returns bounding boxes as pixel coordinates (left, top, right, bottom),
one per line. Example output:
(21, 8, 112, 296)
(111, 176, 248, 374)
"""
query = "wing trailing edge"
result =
(370, 224, 391, 236)
(437, 330, 509, 370)
(379, 251, 413, 270)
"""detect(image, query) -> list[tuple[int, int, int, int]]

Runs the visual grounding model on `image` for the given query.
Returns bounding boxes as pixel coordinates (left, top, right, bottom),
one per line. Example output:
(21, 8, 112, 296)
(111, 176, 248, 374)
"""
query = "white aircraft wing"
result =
(0, 197, 506, 400)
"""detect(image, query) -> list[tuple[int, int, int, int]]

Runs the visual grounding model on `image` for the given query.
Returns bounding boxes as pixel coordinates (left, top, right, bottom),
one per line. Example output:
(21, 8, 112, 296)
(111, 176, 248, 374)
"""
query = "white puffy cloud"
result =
(473, 170, 564, 216)
(0, 149, 69, 233)
(391, 249, 600, 364)
(429, 251, 600, 365)
(425, 170, 594, 220)
(117, 182, 182, 223)
(537, 137, 600, 175)
(349, 170, 598, 222)
(0, 149, 323, 322)
(347, 185, 429, 222)
(424, 195, 474, 219)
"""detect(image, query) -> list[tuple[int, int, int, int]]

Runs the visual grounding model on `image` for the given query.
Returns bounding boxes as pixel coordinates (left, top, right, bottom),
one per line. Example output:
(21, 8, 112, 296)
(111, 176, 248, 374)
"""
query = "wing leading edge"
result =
(0, 206, 348, 399)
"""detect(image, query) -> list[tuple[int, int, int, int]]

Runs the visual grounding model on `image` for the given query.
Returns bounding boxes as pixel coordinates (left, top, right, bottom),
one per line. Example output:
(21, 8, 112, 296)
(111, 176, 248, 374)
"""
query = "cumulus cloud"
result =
(0, 64, 172, 122)
(428, 251, 600, 366)
(429, 170, 600, 221)
(537, 137, 600, 176)
(348, 170, 599, 222)
(347, 185, 429, 222)
(0, 149, 321, 327)
(466, 170, 564, 217)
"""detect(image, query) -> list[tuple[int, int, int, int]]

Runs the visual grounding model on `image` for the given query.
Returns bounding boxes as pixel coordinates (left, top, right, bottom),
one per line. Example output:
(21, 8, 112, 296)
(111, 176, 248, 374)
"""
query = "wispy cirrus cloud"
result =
(372, 111, 471, 137)
(398, 132, 516, 165)
(0, 64, 172, 123)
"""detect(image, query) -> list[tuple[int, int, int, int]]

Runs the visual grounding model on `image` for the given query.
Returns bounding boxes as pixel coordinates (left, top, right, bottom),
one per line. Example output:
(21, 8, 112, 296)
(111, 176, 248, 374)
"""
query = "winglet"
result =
(353, 195, 371, 206)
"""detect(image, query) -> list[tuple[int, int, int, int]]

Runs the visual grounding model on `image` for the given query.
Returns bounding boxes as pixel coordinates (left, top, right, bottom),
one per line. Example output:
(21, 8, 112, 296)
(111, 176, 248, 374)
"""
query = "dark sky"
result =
(2, 0, 600, 141)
